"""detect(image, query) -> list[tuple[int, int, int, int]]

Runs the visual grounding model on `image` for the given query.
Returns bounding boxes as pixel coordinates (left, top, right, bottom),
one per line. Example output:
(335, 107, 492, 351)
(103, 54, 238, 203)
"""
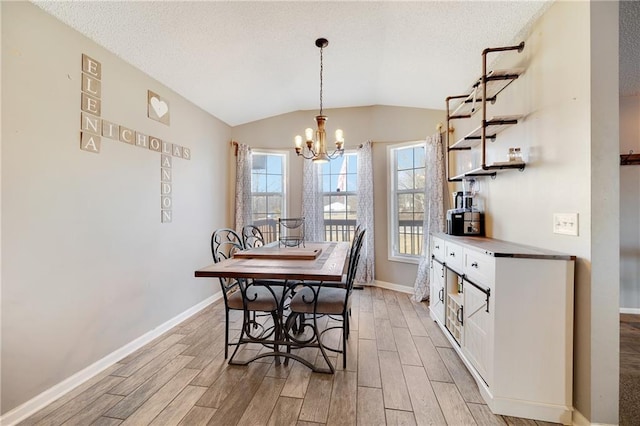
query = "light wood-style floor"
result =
(620, 313, 640, 425)
(19, 287, 557, 426)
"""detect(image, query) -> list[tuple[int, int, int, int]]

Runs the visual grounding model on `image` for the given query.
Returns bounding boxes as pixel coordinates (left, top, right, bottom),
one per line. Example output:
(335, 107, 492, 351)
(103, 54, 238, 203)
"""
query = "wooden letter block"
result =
(161, 168, 171, 182)
(119, 126, 134, 144)
(149, 136, 162, 152)
(161, 196, 172, 209)
(135, 132, 148, 148)
(162, 141, 172, 155)
(81, 93, 101, 116)
(80, 132, 101, 153)
(82, 54, 101, 79)
(161, 209, 172, 223)
(161, 182, 172, 195)
(148, 90, 170, 125)
(172, 144, 182, 158)
(182, 147, 191, 160)
(81, 73, 101, 97)
(102, 120, 119, 140)
(161, 155, 172, 168)
(81, 112, 101, 135)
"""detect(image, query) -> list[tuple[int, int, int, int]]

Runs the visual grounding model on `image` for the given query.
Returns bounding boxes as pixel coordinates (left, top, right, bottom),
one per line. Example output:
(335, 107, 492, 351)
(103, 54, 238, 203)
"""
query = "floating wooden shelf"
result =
(449, 161, 526, 181)
(449, 115, 523, 150)
(620, 153, 640, 165)
(449, 68, 524, 119)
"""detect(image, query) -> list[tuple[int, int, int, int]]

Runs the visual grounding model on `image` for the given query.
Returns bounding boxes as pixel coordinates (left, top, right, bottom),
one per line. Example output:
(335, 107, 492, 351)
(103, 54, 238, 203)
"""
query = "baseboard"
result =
(371, 279, 414, 294)
(0, 293, 221, 426)
(572, 409, 618, 426)
(620, 307, 640, 315)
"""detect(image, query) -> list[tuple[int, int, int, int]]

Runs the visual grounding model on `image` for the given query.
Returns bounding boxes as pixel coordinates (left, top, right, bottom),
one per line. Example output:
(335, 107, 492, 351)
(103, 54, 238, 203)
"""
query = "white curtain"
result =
(412, 133, 447, 302)
(356, 141, 375, 283)
(301, 158, 324, 242)
(234, 143, 252, 232)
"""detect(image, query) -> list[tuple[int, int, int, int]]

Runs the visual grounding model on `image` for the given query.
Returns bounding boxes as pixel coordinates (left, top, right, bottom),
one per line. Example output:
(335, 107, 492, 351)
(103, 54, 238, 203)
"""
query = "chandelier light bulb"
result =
(305, 128, 314, 142)
(294, 135, 302, 148)
(335, 129, 344, 142)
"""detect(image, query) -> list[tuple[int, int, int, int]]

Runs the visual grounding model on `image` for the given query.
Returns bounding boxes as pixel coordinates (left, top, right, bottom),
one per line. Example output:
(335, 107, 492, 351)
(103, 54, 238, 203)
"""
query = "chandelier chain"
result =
(319, 45, 323, 115)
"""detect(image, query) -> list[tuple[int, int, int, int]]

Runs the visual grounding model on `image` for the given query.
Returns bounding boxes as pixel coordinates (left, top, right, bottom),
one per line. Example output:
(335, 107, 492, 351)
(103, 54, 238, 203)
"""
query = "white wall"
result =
(1, 2, 229, 414)
(230, 105, 445, 288)
(620, 94, 640, 310)
(446, 1, 619, 423)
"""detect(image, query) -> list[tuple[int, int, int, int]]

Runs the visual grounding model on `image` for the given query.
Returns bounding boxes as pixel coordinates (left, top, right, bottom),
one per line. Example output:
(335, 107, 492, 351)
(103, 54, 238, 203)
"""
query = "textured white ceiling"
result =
(33, 1, 637, 126)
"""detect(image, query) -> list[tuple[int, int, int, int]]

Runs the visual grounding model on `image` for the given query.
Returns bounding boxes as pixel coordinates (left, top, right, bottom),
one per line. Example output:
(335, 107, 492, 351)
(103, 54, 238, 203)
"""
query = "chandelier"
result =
(294, 38, 344, 163)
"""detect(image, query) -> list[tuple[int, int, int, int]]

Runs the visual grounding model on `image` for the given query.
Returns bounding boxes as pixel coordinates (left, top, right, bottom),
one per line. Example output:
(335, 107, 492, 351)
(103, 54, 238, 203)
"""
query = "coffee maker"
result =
(446, 189, 484, 236)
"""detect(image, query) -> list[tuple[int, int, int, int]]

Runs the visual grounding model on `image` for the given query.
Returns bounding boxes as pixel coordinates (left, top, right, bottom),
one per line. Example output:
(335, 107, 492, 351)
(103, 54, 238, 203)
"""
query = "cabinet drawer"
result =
(463, 249, 495, 286)
(432, 236, 445, 261)
(444, 241, 463, 272)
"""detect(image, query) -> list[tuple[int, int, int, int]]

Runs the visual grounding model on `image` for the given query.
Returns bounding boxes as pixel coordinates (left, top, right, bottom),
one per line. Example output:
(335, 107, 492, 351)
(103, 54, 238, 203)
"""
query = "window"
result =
(321, 152, 357, 242)
(388, 142, 425, 261)
(251, 151, 286, 243)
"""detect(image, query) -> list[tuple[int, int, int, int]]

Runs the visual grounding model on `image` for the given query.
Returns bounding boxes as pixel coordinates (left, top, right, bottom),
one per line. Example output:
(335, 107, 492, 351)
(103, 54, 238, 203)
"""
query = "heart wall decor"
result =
(147, 90, 170, 125)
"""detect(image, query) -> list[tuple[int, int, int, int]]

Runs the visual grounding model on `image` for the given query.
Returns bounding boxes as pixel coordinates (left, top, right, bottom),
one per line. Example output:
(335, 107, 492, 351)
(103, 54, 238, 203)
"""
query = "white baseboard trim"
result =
(370, 279, 414, 294)
(620, 307, 640, 315)
(572, 408, 618, 426)
(0, 293, 221, 426)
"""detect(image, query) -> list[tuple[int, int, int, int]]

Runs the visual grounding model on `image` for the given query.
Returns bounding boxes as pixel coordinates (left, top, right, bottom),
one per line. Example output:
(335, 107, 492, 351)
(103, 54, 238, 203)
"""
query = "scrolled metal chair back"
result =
(242, 225, 265, 249)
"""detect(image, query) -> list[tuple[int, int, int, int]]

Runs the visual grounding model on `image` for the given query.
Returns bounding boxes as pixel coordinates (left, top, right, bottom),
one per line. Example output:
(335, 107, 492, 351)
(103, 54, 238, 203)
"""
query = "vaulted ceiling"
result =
(34, 1, 638, 127)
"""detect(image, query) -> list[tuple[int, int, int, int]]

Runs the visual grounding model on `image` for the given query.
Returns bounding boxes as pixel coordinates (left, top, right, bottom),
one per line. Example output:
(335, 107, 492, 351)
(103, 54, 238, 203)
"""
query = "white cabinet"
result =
(462, 280, 493, 385)
(429, 258, 445, 324)
(429, 233, 575, 425)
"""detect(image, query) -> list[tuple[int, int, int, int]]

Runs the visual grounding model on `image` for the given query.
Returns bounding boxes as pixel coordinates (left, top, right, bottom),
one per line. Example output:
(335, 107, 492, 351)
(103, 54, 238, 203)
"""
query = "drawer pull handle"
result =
(449, 252, 455, 257)
(439, 288, 444, 303)
(471, 262, 478, 268)
(457, 306, 464, 325)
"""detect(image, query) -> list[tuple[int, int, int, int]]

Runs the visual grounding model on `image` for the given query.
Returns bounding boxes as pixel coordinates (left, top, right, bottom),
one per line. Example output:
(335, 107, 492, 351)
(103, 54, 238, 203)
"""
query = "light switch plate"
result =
(553, 213, 579, 236)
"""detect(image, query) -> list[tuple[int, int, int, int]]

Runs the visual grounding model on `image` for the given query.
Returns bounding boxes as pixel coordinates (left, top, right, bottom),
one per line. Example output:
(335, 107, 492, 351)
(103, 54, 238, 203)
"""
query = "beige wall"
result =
(620, 94, 640, 309)
(1, 2, 229, 414)
(447, 1, 619, 423)
(230, 105, 445, 288)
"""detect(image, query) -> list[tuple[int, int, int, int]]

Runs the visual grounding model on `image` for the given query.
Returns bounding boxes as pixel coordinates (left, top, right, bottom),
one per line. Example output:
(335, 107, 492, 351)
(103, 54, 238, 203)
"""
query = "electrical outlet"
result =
(553, 213, 579, 236)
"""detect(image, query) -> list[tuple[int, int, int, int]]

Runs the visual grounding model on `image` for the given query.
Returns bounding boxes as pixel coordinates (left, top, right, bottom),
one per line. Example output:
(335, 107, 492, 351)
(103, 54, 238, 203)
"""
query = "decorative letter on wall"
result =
(79, 54, 191, 223)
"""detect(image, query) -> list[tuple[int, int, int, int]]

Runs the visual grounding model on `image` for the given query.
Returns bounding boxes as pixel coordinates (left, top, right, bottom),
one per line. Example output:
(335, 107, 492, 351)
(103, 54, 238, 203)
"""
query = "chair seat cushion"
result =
(289, 287, 350, 315)
(227, 286, 282, 311)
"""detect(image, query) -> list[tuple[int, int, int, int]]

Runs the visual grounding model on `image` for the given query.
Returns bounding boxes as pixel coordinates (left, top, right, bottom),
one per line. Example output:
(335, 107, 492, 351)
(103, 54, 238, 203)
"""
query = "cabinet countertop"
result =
(433, 232, 576, 261)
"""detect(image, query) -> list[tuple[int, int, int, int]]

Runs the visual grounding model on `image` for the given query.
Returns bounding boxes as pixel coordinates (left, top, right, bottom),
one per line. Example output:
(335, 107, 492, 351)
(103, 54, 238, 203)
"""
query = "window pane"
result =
(397, 170, 414, 190)
(252, 174, 266, 192)
(267, 195, 283, 216)
(323, 153, 358, 242)
(414, 146, 425, 168)
(266, 155, 282, 174)
(251, 152, 285, 225)
(266, 174, 282, 192)
(389, 143, 426, 259)
(252, 195, 266, 214)
(397, 148, 413, 170)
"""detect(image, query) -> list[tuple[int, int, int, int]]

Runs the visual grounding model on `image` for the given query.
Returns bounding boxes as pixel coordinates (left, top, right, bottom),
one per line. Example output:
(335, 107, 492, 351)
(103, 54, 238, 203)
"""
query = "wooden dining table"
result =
(194, 241, 350, 373)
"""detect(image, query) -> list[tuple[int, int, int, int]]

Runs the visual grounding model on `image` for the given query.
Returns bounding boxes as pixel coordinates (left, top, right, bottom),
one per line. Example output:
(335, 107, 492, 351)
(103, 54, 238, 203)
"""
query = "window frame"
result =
(320, 151, 358, 242)
(250, 149, 289, 226)
(387, 141, 426, 264)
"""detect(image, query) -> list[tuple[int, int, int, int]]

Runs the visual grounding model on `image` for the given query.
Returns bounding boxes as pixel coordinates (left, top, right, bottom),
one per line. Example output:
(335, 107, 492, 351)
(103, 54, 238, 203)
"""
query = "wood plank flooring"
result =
(19, 287, 558, 426)
(620, 313, 640, 426)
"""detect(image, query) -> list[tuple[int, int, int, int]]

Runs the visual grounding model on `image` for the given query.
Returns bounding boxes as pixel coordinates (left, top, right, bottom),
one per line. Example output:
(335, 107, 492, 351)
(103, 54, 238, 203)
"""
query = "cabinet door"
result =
(429, 260, 446, 324)
(462, 281, 493, 386)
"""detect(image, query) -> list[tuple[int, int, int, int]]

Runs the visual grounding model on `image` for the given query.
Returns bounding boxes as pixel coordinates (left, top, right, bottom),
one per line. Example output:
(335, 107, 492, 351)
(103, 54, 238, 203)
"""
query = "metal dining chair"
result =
(210, 228, 282, 359)
(242, 224, 266, 249)
(288, 229, 366, 370)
